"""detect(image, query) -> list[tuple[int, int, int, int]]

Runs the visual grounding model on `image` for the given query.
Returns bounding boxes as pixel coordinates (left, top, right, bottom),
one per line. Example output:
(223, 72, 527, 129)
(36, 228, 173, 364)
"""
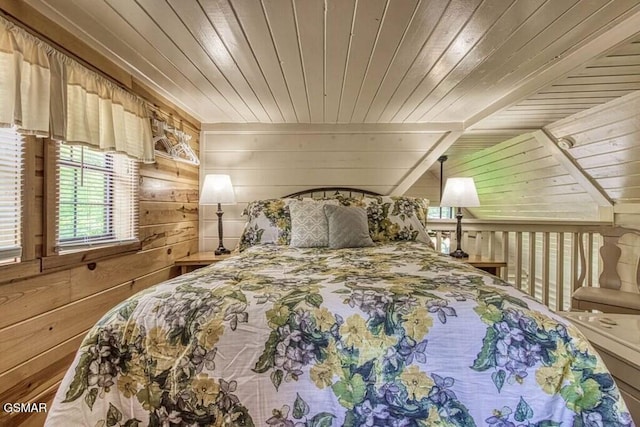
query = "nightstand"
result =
(175, 252, 231, 275)
(561, 312, 639, 425)
(463, 256, 507, 276)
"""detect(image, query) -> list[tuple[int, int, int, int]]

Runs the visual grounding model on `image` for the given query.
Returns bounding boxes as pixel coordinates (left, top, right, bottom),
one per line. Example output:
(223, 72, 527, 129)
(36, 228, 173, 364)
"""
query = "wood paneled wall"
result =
(0, 6, 200, 427)
(199, 124, 446, 251)
(546, 90, 640, 207)
(547, 90, 640, 293)
(423, 132, 602, 221)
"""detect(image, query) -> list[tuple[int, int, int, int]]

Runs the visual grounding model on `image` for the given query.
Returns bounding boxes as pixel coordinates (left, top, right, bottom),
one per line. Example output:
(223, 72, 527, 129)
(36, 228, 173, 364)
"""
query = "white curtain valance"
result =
(0, 18, 51, 135)
(0, 16, 154, 163)
(66, 62, 154, 162)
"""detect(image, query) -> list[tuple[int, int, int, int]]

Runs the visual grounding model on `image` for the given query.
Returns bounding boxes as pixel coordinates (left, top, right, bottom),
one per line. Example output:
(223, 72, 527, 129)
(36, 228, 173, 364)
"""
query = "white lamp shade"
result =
(199, 174, 236, 205)
(440, 177, 480, 208)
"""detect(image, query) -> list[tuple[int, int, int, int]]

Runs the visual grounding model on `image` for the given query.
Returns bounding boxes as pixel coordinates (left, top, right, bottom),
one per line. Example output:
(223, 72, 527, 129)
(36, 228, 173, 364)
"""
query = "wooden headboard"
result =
(283, 187, 382, 198)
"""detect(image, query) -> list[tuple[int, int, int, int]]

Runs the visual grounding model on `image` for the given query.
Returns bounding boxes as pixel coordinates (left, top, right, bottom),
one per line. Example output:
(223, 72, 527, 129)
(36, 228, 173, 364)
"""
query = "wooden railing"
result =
(427, 219, 616, 312)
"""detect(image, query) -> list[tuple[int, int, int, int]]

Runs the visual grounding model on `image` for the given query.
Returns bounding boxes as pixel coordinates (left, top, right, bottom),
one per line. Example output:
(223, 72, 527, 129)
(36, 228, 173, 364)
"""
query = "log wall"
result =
(0, 3, 200, 425)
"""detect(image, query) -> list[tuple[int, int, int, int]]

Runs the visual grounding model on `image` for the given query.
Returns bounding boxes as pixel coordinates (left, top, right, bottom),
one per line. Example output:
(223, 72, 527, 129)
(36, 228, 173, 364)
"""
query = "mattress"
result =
(46, 242, 635, 426)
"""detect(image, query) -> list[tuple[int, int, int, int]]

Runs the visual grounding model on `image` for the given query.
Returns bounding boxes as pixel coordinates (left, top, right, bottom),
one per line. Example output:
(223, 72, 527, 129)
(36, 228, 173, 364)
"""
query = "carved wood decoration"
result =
(576, 226, 640, 291)
(599, 234, 623, 290)
(596, 228, 640, 291)
(572, 227, 640, 314)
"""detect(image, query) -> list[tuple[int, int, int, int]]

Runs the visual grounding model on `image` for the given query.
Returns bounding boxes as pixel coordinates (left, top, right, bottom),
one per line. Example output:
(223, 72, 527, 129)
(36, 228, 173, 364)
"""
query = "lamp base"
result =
(215, 202, 230, 256)
(449, 248, 469, 258)
(215, 247, 231, 256)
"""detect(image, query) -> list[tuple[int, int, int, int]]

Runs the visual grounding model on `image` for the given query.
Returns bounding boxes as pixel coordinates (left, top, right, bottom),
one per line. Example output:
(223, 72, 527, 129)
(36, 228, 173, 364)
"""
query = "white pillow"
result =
(289, 200, 339, 247)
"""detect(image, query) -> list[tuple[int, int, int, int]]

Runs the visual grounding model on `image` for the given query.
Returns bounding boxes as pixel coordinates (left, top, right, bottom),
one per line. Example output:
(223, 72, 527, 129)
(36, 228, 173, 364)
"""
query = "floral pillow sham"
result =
(238, 198, 297, 252)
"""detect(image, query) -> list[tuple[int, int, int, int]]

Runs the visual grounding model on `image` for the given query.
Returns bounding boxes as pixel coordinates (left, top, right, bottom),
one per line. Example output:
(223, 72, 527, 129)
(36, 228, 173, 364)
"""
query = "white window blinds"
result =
(0, 127, 23, 262)
(56, 143, 138, 251)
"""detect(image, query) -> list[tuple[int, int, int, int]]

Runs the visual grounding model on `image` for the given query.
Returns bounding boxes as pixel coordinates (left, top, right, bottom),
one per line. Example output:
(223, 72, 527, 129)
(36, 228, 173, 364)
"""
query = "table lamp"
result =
(200, 174, 236, 255)
(440, 177, 480, 258)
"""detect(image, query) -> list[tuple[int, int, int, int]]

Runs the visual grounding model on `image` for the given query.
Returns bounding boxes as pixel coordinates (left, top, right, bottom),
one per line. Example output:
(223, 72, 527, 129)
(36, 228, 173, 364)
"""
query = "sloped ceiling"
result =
(439, 33, 640, 160)
(436, 133, 602, 220)
(472, 35, 640, 132)
(21, 0, 640, 131)
(546, 90, 640, 206)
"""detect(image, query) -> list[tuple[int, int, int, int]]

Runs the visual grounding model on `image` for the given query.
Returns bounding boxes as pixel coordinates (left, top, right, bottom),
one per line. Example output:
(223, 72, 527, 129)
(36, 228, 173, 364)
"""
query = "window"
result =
(428, 206, 454, 219)
(56, 142, 138, 251)
(427, 206, 454, 254)
(0, 126, 23, 263)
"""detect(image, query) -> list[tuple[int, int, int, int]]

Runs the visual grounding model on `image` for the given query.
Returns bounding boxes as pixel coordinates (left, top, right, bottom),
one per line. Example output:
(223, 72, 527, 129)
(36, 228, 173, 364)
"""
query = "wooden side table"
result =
(561, 312, 640, 425)
(463, 256, 507, 276)
(175, 252, 231, 275)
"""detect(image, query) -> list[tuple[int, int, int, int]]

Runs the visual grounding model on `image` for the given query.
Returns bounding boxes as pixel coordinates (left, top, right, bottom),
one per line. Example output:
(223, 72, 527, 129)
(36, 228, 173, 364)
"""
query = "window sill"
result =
(42, 241, 141, 272)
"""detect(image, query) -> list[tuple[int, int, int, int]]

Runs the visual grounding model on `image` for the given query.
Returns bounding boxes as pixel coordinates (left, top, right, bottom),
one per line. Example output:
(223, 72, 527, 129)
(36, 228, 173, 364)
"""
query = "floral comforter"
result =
(46, 242, 634, 427)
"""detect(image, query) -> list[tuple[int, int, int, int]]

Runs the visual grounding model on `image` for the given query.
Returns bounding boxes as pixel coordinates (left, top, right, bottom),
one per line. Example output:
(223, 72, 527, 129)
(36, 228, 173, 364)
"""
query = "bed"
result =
(46, 190, 635, 427)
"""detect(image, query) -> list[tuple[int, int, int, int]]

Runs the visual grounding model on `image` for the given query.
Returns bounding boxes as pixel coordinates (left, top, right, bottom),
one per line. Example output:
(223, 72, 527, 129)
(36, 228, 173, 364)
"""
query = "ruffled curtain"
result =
(0, 18, 51, 135)
(66, 62, 154, 162)
(0, 16, 154, 163)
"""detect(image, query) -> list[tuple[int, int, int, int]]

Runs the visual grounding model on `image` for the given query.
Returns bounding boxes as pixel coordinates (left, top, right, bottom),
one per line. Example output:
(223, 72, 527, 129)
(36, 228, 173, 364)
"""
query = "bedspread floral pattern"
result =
(47, 243, 634, 427)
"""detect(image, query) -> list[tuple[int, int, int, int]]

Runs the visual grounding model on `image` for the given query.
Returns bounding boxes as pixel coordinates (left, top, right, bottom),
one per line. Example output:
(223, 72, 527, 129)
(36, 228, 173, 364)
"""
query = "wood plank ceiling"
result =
(21, 0, 640, 134)
(449, 34, 640, 159)
(472, 35, 640, 132)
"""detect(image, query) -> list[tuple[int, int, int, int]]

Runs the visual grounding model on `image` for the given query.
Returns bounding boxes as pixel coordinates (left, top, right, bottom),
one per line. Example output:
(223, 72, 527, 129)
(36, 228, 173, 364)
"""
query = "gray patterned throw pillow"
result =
(289, 200, 338, 247)
(323, 205, 375, 249)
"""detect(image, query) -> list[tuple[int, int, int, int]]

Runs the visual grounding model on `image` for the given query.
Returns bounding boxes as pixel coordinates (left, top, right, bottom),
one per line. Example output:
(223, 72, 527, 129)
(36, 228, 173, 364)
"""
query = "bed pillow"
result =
(324, 205, 375, 249)
(289, 199, 339, 247)
(238, 198, 297, 251)
(362, 196, 433, 247)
